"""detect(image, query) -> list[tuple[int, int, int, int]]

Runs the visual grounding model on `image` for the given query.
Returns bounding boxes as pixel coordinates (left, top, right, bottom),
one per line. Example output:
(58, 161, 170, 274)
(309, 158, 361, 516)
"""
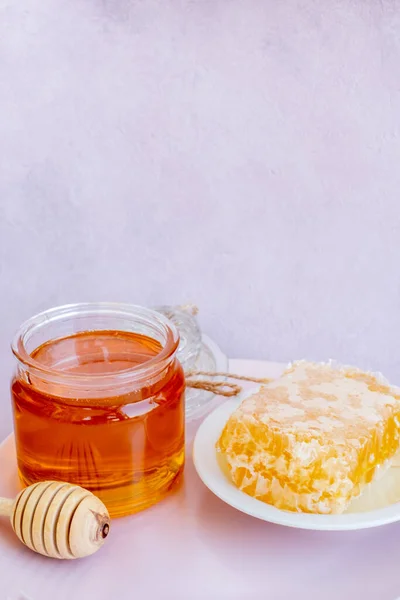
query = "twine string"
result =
(185, 370, 273, 397)
(175, 305, 272, 397)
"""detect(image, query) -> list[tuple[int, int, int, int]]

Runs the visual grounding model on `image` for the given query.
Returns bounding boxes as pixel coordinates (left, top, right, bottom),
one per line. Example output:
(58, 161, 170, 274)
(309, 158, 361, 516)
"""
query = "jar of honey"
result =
(11, 303, 185, 518)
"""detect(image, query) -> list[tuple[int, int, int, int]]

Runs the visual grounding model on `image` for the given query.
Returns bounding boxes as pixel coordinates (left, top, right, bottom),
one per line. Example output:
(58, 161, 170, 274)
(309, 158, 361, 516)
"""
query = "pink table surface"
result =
(1, 359, 400, 600)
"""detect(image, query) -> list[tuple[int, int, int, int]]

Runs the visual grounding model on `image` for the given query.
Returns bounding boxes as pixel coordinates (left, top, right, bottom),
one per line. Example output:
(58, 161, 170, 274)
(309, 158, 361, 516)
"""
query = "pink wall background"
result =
(1, 0, 400, 438)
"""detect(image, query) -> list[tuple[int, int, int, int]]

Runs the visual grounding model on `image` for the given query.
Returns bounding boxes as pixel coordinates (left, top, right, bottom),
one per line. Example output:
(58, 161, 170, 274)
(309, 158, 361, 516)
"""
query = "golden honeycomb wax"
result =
(216, 361, 400, 514)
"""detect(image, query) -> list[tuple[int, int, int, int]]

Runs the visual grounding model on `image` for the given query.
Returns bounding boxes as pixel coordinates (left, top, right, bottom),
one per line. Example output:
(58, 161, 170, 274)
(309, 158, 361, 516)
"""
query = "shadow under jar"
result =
(11, 303, 185, 518)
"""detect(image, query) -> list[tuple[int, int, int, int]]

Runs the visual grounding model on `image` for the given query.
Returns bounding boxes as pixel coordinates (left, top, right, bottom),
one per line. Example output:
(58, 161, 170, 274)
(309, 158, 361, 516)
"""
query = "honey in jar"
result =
(11, 303, 185, 518)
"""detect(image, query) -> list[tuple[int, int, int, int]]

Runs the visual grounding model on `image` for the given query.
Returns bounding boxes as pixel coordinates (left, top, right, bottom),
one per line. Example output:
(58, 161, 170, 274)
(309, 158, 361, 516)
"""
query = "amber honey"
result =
(11, 304, 185, 518)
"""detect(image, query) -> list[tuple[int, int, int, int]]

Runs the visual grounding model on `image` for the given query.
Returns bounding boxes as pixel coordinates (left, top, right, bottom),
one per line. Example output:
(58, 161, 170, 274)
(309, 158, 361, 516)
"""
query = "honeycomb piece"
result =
(216, 361, 400, 514)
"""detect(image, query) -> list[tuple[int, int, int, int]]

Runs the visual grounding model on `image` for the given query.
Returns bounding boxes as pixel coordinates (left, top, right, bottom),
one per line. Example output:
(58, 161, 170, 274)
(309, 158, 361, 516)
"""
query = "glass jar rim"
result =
(11, 302, 180, 384)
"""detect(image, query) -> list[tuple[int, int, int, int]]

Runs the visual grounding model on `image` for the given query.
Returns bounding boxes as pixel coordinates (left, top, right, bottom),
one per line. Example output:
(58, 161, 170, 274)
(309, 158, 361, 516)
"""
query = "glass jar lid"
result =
(154, 305, 228, 421)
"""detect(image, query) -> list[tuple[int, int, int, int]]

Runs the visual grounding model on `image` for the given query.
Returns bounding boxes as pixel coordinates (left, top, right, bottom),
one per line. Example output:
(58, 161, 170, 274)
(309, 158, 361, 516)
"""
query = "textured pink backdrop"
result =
(1, 0, 400, 439)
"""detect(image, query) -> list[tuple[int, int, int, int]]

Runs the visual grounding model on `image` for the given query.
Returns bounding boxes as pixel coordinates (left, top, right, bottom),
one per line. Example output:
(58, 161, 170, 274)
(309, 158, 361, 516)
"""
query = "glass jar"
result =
(11, 303, 185, 518)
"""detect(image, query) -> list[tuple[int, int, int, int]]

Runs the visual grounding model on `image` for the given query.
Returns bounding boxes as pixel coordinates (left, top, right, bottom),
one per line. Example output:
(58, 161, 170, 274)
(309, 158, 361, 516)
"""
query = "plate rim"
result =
(193, 387, 400, 531)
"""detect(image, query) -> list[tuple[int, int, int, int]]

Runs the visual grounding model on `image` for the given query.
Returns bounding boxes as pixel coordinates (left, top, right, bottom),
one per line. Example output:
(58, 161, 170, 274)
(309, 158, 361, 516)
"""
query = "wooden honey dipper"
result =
(0, 480, 110, 559)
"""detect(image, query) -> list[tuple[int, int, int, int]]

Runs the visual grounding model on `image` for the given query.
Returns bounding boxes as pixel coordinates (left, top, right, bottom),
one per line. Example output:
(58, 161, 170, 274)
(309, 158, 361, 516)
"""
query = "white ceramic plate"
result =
(193, 387, 400, 531)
